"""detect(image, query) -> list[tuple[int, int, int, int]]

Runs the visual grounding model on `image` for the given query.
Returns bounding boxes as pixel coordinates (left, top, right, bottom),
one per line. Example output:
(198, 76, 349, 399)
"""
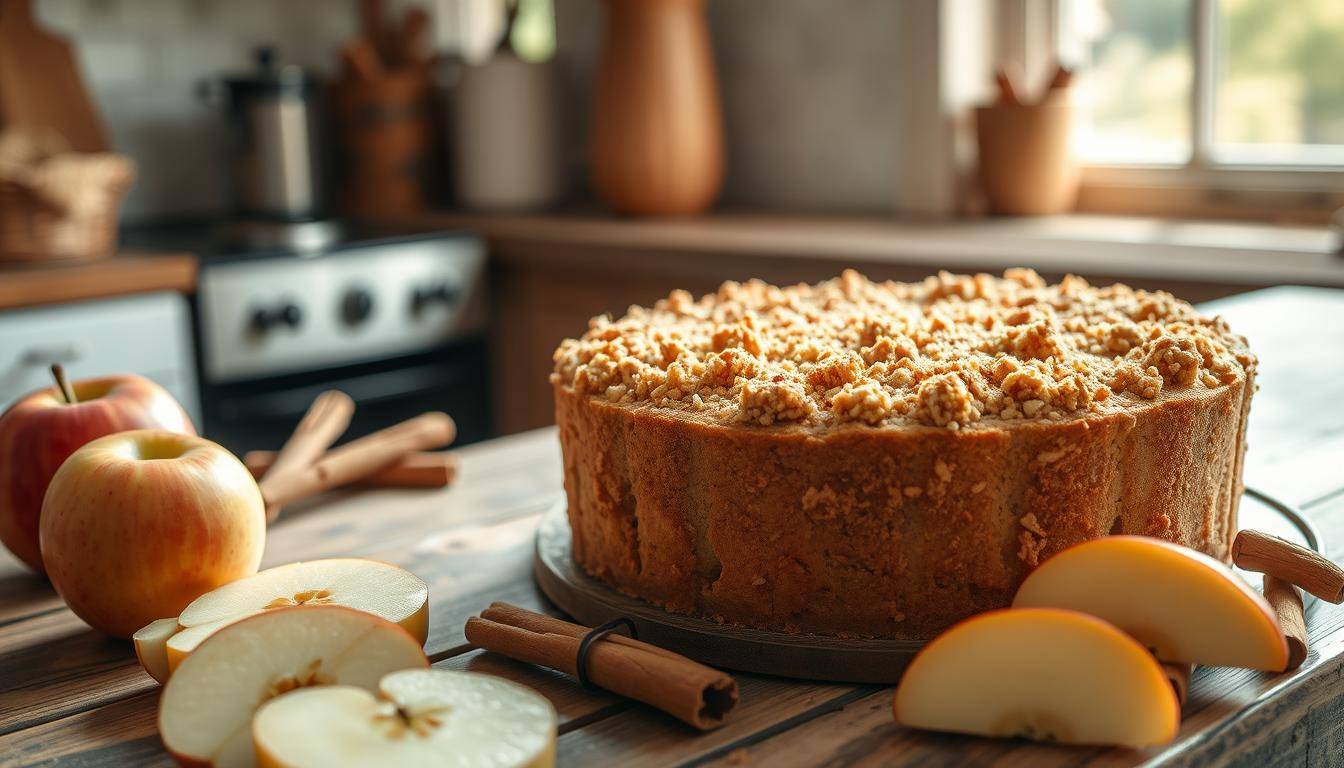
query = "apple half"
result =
(134, 558, 429, 681)
(894, 607, 1179, 747)
(1013, 535, 1288, 671)
(252, 669, 558, 768)
(159, 605, 429, 768)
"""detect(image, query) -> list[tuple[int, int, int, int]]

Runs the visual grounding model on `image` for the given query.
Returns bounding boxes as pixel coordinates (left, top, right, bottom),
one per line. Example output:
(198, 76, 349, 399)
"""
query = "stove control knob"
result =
(341, 287, 375, 327)
(249, 302, 303, 334)
(411, 281, 462, 315)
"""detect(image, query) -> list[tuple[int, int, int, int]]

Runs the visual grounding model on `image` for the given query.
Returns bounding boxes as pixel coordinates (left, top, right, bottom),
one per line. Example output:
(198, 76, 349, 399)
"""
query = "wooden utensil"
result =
(341, 38, 384, 84)
(259, 412, 456, 511)
(993, 67, 1022, 106)
(395, 7, 431, 69)
(0, 0, 107, 152)
(246, 449, 458, 489)
(360, 0, 388, 62)
(1044, 64, 1073, 95)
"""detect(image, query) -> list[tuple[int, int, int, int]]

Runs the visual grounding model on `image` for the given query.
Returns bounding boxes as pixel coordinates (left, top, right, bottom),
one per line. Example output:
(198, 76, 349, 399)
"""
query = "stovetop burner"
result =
(223, 218, 344, 254)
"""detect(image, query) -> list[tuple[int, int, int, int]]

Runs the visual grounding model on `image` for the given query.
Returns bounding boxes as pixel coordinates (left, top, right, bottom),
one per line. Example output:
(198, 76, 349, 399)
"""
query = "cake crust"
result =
(552, 270, 1256, 639)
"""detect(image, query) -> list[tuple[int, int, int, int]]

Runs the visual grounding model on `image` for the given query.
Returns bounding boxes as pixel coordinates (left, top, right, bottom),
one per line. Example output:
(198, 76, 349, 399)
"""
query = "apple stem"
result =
(51, 364, 78, 405)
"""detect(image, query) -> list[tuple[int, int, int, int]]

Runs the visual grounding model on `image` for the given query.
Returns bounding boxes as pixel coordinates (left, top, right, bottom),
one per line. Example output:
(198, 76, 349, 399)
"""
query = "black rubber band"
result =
(576, 617, 637, 690)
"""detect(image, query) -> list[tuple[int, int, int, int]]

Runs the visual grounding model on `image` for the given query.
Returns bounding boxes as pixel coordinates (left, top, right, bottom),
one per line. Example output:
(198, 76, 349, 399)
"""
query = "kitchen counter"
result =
(0, 251, 197, 311)
(1, 286, 1343, 766)
(402, 211, 1344, 289)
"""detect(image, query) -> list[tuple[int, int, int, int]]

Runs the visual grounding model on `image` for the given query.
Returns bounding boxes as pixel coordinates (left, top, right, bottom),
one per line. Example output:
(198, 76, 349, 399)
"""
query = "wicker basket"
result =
(0, 155, 134, 264)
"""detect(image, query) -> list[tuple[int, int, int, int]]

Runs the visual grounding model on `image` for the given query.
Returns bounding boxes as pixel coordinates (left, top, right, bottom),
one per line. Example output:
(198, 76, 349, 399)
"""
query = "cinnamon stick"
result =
(259, 390, 355, 521)
(246, 449, 458, 488)
(264, 390, 354, 481)
(259, 412, 456, 510)
(1263, 575, 1309, 671)
(1232, 529, 1344, 603)
(464, 602, 738, 730)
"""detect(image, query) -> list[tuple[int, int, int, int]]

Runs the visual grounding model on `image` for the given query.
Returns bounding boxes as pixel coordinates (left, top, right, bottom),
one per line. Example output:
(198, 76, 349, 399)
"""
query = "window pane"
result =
(1215, 0, 1344, 164)
(1060, 0, 1192, 164)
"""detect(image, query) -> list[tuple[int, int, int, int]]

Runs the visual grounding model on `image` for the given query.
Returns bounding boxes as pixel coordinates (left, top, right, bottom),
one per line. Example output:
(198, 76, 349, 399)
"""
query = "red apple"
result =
(0, 373, 194, 572)
(40, 429, 265, 638)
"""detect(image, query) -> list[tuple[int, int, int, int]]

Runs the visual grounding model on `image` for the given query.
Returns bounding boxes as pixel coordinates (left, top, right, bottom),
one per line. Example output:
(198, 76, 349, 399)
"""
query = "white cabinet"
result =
(0, 292, 200, 424)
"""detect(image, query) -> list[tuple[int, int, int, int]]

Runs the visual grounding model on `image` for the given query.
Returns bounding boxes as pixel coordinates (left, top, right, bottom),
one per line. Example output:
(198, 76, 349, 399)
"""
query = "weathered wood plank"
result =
(555, 678, 876, 768)
(0, 429, 562, 628)
(0, 503, 562, 738)
(0, 647, 627, 768)
(0, 433, 564, 736)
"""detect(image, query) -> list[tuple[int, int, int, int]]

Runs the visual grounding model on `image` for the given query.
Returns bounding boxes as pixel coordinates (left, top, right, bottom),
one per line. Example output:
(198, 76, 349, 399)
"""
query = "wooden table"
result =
(2, 286, 1343, 767)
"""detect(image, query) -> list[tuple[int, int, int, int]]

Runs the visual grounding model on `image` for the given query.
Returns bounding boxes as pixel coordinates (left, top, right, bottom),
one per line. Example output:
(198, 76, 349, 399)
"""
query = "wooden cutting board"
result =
(0, 0, 107, 151)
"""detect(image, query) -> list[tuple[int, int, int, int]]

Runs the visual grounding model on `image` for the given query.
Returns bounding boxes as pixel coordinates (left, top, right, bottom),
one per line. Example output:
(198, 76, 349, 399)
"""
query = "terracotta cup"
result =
(590, 0, 724, 216)
(975, 102, 1079, 216)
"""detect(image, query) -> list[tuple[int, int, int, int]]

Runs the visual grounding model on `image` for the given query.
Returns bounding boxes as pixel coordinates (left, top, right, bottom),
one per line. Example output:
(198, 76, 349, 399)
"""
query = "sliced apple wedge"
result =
(894, 607, 1179, 747)
(161, 558, 429, 676)
(1013, 535, 1288, 671)
(252, 669, 557, 768)
(133, 617, 179, 684)
(159, 605, 429, 768)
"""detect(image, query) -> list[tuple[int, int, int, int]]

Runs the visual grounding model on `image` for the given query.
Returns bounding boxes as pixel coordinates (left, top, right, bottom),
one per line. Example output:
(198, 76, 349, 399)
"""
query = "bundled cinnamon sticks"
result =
(1231, 529, 1343, 671)
(465, 602, 739, 730)
(253, 390, 459, 522)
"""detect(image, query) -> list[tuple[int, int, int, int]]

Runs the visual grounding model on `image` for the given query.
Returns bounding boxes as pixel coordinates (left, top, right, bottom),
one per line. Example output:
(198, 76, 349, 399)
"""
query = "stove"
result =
(125, 221, 492, 454)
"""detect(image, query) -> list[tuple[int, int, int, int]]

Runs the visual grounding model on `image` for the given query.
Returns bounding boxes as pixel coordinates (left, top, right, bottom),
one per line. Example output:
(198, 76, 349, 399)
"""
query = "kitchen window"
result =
(1023, 0, 1344, 219)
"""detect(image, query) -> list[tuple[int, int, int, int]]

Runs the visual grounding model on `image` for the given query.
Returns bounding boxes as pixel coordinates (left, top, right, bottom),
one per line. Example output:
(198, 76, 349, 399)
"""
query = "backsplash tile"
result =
(34, 0, 357, 221)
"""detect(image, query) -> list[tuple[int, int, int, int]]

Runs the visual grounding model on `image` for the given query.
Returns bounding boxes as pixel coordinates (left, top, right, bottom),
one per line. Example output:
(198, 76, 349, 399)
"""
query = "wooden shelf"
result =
(0, 251, 197, 311)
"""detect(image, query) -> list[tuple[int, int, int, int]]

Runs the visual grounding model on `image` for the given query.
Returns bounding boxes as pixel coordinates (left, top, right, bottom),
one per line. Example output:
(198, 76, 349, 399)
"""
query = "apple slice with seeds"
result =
(159, 558, 428, 677)
(894, 607, 1179, 747)
(252, 669, 557, 768)
(133, 618, 179, 684)
(1013, 535, 1288, 671)
(159, 605, 429, 768)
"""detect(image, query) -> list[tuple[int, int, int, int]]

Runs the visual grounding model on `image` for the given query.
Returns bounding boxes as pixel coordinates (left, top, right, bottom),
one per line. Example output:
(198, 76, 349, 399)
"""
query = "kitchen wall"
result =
(35, 0, 359, 221)
(40, 0, 911, 218)
(554, 0, 905, 213)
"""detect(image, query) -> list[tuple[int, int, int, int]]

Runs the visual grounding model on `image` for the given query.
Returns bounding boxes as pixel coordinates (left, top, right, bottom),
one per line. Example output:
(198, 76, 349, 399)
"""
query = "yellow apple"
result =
(40, 429, 265, 638)
(132, 558, 430, 682)
(0, 373, 194, 572)
(1013, 535, 1288, 671)
(159, 605, 430, 768)
(894, 607, 1179, 747)
(252, 669, 557, 768)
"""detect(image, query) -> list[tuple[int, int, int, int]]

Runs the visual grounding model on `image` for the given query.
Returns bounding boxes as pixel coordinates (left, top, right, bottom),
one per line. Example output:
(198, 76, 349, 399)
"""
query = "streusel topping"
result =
(552, 269, 1255, 430)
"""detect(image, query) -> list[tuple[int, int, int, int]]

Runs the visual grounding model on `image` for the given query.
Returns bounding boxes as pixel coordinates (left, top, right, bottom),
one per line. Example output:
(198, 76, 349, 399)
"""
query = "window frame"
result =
(1010, 0, 1344, 221)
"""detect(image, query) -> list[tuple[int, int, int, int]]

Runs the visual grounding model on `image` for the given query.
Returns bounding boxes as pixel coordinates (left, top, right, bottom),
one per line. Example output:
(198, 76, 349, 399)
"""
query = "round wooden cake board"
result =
(533, 488, 1321, 684)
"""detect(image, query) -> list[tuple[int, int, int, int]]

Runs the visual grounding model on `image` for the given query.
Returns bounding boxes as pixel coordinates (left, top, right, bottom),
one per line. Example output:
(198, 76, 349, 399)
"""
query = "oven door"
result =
(200, 339, 491, 455)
